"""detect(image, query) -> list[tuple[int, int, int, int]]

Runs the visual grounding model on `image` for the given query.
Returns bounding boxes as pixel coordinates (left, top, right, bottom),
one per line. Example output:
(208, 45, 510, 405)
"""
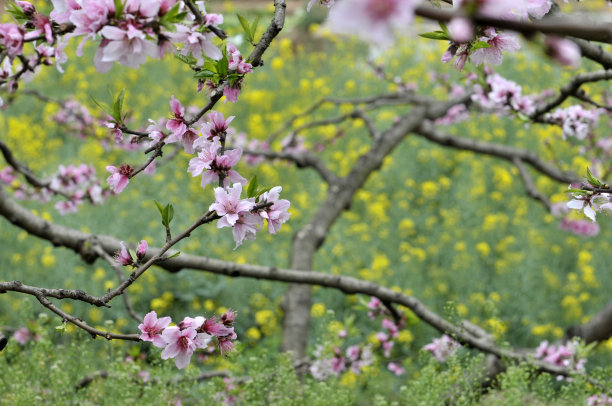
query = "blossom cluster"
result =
(588, 394, 612, 406)
(138, 309, 238, 369)
(422, 334, 461, 363)
(534, 340, 586, 380)
(0, 163, 107, 214)
(114, 239, 148, 266)
(472, 73, 535, 116)
(310, 343, 375, 380)
(547, 105, 601, 141)
(310, 297, 410, 380)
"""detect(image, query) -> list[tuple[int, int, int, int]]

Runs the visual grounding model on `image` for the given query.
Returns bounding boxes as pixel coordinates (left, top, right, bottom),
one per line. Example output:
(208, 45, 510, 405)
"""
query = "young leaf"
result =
(438, 21, 449, 37)
(471, 41, 491, 50)
(6, 2, 27, 20)
(194, 70, 217, 79)
(247, 175, 259, 198)
(255, 186, 273, 198)
(251, 16, 260, 42)
(114, 0, 125, 18)
(586, 167, 603, 187)
(154, 200, 165, 216)
(89, 95, 113, 117)
(218, 54, 229, 76)
(166, 251, 181, 260)
(237, 14, 253, 43)
(167, 204, 174, 224)
(418, 31, 450, 41)
(175, 53, 198, 65)
(112, 88, 126, 123)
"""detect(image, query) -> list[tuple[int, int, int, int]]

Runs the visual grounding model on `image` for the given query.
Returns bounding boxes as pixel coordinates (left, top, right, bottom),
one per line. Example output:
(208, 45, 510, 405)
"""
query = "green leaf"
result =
(112, 88, 126, 123)
(114, 0, 125, 18)
(586, 167, 603, 187)
(247, 176, 259, 198)
(167, 204, 174, 224)
(6, 2, 27, 20)
(418, 31, 450, 41)
(89, 95, 113, 117)
(175, 53, 198, 65)
(55, 323, 67, 333)
(237, 14, 253, 43)
(204, 60, 218, 73)
(194, 70, 217, 79)
(471, 41, 491, 50)
(166, 251, 181, 260)
(251, 16, 260, 42)
(218, 54, 229, 76)
(154, 200, 164, 216)
(255, 186, 273, 198)
(438, 21, 449, 36)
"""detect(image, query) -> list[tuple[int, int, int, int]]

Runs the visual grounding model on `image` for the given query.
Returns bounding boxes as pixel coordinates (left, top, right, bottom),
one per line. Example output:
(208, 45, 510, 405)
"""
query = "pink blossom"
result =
(223, 83, 241, 103)
(17, 1, 35, 15)
(98, 24, 158, 70)
(559, 218, 600, 237)
(448, 17, 473, 43)
(136, 240, 148, 260)
(0, 167, 17, 184)
(346, 345, 360, 362)
(69, 0, 113, 36)
(232, 212, 261, 248)
(387, 362, 405, 376)
(191, 146, 247, 189)
(588, 394, 612, 406)
(227, 43, 252, 74)
(196, 111, 235, 144)
(169, 24, 222, 65)
(257, 186, 291, 234)
(367, 296, 382, 310)
(106, 164, 132, 193)
(201, 317, 235, 337)
(165, 95, 187, 142)
(13, 327, 32, 345)
(210, 184, 255, 227)
(471, 27, 520, 66)
(160, 326, 200, 369)
(545, 36, 581, 67)
(327, 0, 418, 47)
(205, 13, 224, 27)
(139, 310, 172, 348)
(423, 335, 461, 362)
(114, 241, 134, 266)
(0, 24, 25, 59)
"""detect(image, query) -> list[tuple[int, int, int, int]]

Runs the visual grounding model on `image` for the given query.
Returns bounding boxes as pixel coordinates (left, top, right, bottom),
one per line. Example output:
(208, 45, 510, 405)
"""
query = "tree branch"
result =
(415, 122, 580, 184)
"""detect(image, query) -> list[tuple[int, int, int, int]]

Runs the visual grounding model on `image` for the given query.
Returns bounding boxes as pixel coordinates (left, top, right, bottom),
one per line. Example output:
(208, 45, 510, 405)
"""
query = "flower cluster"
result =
(588, 394, 612, 406)
(422, 335, 461, 363)
(534, 340, 586, 380)
(472, 73, 535, 116)
(310, 343, 375, 380)
(0, 163, 106, 214)
(138, 309, 238, 369)
(547, 105, 601, 141)
(310, 296, 410, 380)
(114, 240, 148, 266)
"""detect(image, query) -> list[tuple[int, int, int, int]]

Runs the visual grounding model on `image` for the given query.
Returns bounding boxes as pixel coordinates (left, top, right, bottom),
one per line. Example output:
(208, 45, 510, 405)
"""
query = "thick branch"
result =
(416, 122, 580, 184)
(415, 5, 612, 44)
